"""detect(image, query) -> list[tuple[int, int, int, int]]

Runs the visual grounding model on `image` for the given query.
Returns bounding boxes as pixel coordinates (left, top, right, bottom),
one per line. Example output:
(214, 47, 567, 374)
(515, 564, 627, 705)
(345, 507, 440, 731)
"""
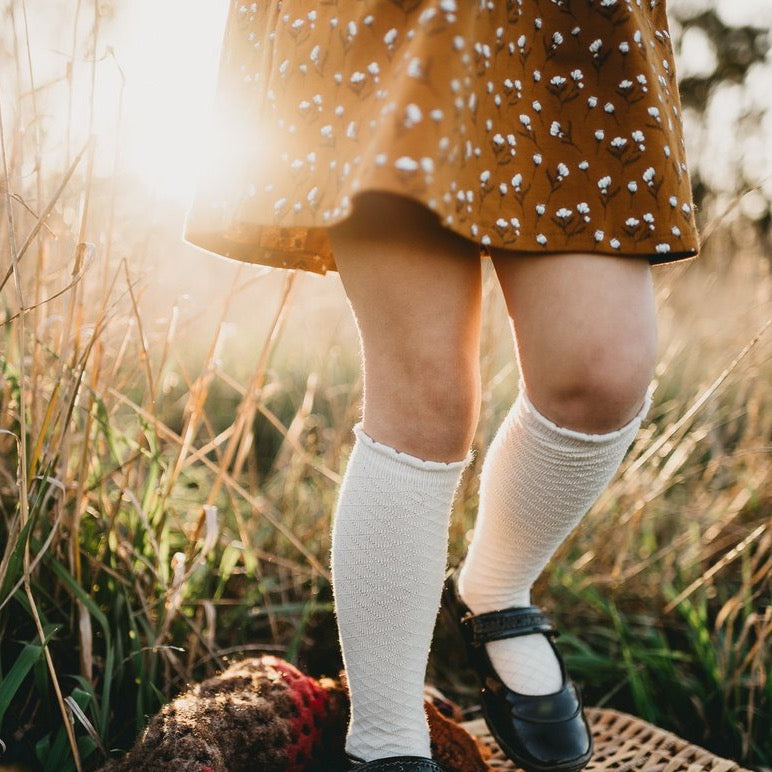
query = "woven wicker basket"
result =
(460, 707, 749, 771)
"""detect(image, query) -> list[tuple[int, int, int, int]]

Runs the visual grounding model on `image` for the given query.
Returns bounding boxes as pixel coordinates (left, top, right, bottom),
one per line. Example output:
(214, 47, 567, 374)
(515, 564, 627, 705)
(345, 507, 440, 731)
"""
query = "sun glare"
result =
(52, 0, 231, 202)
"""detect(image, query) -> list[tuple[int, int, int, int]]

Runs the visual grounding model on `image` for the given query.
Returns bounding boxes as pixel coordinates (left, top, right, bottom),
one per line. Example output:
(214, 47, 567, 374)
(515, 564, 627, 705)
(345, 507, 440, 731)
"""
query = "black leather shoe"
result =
(441, 565, 593, 772)
(345, 753, 447, 771)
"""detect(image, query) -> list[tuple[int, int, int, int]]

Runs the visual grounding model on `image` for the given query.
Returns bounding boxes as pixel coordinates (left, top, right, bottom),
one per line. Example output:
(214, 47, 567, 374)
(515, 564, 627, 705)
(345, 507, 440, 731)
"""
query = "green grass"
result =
(0, 1, 770, 768)
(1, 241, 769, 770)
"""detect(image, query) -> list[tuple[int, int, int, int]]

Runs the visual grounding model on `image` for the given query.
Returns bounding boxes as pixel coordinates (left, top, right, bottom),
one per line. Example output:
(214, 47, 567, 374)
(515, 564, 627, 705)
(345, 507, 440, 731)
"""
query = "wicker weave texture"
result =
(460, 708, 749, 771)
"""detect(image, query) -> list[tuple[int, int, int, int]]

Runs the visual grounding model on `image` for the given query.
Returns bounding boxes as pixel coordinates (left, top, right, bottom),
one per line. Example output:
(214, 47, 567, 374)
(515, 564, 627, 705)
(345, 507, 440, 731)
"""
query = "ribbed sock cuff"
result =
(353, 421, 475, 471)
(515, 377, 653, 446)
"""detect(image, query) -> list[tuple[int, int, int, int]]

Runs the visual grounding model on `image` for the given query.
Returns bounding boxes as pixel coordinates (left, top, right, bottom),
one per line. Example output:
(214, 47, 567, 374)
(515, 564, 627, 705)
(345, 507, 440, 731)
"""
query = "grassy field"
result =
(0, 173, 769, 770)
(0, 2, 770, 770)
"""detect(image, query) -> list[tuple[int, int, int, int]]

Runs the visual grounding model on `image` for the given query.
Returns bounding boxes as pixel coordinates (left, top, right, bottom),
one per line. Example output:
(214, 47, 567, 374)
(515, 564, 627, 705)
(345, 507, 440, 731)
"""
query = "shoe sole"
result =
(440, 576, 593, 772)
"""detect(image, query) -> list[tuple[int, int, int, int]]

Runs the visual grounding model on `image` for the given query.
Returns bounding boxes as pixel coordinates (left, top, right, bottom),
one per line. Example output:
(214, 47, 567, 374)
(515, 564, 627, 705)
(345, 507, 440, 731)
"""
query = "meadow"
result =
(0, 1, 770, 770)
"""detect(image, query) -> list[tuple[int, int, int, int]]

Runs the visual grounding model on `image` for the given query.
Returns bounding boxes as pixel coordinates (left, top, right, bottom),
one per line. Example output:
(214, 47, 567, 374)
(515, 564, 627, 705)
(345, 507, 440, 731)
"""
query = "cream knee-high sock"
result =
(331, 421, 474, 762)
(457, 381, 652, 696)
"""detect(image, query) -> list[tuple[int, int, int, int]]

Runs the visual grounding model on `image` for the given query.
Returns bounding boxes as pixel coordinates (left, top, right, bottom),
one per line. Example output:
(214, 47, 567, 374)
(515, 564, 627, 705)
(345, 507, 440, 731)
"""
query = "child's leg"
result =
(458, 250, 658, 696)
(327, 192, 482, 761)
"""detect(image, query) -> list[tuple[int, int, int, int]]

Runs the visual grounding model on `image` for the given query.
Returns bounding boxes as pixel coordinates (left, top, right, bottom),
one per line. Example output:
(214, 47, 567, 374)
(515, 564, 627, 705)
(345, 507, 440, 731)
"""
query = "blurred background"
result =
(0, 1, 769, 771)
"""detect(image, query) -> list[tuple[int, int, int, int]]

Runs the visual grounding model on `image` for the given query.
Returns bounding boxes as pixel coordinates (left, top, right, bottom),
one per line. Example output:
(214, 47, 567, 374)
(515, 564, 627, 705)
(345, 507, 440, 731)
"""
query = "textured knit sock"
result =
(331, 421, 474, 762)
(457, 380, 652, 696)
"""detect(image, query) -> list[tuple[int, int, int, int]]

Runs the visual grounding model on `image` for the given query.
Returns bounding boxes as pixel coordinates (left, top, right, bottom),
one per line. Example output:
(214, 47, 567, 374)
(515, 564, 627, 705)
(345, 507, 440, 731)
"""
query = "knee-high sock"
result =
(331, 421, 473, 761)
(457, 382, 652, 695)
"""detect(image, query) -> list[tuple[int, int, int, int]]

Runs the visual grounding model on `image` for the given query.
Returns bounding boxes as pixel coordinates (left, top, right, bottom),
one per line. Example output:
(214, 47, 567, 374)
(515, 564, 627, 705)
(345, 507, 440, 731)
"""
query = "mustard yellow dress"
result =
(184, 0, 701, 276)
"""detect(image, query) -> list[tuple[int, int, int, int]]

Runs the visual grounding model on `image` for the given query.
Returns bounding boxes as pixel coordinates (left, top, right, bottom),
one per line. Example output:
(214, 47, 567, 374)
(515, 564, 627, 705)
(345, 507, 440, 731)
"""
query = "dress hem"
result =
(183, 181, 701, 275)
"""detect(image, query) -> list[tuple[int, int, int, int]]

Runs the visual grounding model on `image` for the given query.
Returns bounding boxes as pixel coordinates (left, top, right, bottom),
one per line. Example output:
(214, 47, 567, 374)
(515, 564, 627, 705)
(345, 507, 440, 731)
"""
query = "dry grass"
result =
(0, 1, 770, 770)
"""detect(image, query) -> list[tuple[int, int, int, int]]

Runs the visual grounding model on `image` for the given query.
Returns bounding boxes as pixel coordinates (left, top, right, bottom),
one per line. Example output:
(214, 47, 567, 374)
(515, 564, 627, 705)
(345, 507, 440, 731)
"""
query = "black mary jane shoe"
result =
(345, 752, 447, 771)
(441, 565, 593, 772)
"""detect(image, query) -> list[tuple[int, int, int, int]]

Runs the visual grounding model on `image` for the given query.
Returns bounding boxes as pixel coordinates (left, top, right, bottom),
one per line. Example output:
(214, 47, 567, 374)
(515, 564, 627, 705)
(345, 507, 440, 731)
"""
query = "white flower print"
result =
(407, 57, 423, 78)
(404, 103, 423, 127)
(194, 0, 700, 275)
(394, 156, 418, 171)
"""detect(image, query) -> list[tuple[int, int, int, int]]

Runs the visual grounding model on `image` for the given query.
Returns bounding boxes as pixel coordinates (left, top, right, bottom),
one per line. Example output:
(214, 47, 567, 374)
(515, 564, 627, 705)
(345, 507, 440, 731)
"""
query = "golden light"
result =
(15, 0, 232, 203)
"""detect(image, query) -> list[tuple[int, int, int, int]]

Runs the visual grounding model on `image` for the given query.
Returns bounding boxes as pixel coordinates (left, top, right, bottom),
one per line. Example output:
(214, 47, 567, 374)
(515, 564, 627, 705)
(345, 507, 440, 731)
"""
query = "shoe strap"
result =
(461, 605, 558, 646)
(346, 754, 446, 771)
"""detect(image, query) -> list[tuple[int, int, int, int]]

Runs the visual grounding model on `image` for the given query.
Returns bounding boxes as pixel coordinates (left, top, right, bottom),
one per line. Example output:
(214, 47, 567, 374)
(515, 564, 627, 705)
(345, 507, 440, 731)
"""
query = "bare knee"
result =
(362, 352, 480, 462)
(526, 330, 657, 433)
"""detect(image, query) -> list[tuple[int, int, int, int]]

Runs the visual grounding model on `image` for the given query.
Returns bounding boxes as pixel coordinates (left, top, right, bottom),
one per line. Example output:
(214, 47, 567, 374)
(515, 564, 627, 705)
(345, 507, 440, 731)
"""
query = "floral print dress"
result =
(184, 0, 701, 275)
